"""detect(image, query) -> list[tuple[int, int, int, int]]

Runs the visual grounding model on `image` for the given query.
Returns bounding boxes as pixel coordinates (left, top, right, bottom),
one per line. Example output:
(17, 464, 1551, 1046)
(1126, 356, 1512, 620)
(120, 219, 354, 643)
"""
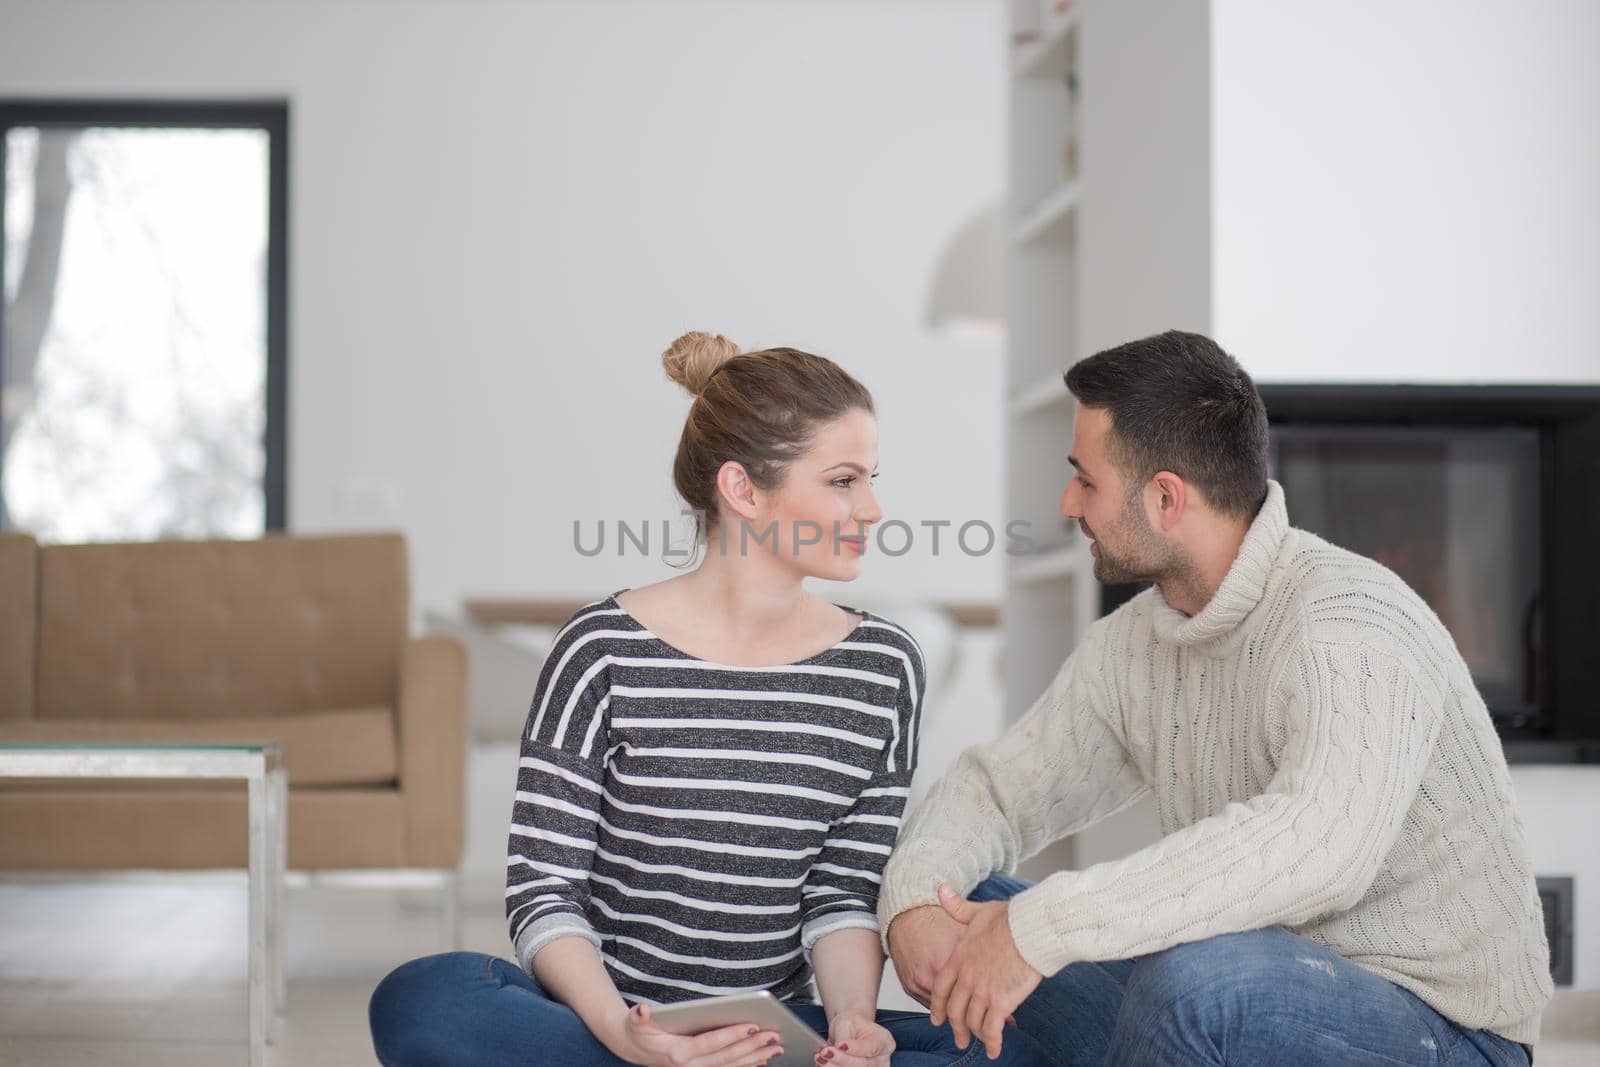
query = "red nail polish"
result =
(748, 1027, 758, 1036)
(768, 1037, 778, 1046)
(839, 1044, 849, 1052)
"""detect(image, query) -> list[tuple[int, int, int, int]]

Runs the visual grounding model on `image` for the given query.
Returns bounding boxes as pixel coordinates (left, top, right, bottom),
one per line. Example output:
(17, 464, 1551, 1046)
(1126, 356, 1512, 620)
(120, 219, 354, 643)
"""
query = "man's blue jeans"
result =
(368, 947, 1050, 1066)
(971, 873, 1533, 1066)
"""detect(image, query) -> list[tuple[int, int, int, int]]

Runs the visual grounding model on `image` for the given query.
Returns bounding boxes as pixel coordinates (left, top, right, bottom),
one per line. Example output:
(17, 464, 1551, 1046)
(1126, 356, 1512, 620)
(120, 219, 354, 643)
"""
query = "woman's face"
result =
(730, 408, 883, 582)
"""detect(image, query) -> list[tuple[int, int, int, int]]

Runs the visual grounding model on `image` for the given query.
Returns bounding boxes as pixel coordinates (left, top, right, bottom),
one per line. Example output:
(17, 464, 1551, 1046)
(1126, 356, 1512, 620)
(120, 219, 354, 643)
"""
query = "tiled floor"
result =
(0, 876, 483, 1066)
(0, 876, 1595, 1066)
(0, 874, 909, 1065)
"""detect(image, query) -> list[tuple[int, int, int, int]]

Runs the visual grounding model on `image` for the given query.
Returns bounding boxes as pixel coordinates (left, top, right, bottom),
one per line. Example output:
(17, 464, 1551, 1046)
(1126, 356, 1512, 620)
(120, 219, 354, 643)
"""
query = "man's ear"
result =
(715, 460, 761, 524)
(1150, 471, 1187, 532)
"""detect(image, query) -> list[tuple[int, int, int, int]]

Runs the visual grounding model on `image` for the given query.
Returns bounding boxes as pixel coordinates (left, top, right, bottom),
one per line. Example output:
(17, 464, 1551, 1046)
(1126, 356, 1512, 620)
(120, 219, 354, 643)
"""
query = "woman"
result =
(369, 333, 1044, 1067)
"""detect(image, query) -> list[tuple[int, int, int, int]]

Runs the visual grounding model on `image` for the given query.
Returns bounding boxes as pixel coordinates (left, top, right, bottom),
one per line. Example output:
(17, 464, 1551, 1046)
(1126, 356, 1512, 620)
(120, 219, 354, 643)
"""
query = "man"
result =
(880, 331, 1552, 1066)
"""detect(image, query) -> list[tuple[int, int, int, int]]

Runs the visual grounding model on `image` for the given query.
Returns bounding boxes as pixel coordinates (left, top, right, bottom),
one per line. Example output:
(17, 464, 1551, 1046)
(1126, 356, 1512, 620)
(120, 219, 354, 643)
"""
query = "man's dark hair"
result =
(1064, 330, 1269, 520)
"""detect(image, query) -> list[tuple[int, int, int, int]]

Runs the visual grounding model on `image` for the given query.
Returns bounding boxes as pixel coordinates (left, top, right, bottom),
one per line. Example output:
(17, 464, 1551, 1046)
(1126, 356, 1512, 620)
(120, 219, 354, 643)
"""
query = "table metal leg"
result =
(0, 744, 286, 1064)
(248, 771, 267, 1067)
(270, 764, 287, 1029)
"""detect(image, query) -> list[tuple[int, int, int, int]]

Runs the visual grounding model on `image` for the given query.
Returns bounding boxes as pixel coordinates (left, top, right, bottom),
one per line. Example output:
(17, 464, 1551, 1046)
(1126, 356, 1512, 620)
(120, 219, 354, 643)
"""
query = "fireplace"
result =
(1273, 424, 1542, 723)
(1101, 385, 1600, 764)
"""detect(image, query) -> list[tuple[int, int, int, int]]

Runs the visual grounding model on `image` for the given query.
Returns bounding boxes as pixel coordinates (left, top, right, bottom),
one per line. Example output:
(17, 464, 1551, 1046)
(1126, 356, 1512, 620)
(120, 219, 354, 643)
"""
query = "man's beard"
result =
(1091, 541, 1151, 585)
(1083, 495, 1186, 586)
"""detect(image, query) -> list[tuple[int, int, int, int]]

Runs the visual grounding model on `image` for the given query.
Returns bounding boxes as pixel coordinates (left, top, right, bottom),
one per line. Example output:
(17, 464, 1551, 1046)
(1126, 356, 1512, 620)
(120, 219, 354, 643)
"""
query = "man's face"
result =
(1059, 405, 1180, 584)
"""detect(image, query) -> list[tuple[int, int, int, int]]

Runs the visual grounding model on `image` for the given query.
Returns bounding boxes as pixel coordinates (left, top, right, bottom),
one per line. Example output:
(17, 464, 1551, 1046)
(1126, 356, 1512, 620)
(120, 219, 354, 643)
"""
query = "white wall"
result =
(1078, 0, 1214, 353)
(1510, 768, 1599, 990)
(0, 0, 1006, 613)
(1210, 0, 1600, 990)
(1211, 0, 1600, 384)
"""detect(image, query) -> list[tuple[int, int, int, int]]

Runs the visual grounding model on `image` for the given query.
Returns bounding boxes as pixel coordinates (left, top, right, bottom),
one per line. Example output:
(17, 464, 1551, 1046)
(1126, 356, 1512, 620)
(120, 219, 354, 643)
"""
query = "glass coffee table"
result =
(0, 742, 287, 1067)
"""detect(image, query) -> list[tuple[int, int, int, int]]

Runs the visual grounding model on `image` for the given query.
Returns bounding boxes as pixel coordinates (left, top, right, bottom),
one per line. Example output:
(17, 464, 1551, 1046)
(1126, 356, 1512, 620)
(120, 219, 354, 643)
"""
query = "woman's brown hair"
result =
(662, 331, 875, 534)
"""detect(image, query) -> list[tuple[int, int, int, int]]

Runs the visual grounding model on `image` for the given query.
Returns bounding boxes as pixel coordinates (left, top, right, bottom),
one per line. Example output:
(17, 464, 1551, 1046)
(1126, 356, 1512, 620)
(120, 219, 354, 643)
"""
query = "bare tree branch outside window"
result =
(0, 129, 75, 529)
(0, 103, 286, 542)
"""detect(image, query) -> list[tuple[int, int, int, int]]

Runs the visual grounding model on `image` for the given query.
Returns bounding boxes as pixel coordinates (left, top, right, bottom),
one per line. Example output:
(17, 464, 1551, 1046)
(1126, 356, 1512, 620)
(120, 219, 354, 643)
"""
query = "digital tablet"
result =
(649, 991, 826, 1067)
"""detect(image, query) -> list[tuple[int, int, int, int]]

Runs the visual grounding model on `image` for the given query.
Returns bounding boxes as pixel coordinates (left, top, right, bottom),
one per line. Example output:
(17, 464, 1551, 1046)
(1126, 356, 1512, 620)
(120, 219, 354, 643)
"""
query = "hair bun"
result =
(662, 331, 741, 397)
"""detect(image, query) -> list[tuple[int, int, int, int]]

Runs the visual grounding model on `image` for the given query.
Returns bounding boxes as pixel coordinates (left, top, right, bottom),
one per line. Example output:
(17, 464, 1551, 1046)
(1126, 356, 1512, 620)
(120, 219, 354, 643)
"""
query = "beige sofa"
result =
(0, 531, 465, 873)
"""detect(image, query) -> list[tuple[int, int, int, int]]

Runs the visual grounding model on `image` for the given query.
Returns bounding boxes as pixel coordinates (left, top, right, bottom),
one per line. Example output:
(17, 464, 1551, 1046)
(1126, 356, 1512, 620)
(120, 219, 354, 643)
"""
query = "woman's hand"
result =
(609, 1002, 786, 1067)
(815, 1010, 894, 1067)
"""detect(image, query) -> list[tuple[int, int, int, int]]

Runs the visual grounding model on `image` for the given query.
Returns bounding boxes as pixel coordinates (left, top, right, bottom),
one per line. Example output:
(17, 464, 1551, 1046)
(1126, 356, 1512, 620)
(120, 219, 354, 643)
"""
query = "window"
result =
(0, 101, 287, 540)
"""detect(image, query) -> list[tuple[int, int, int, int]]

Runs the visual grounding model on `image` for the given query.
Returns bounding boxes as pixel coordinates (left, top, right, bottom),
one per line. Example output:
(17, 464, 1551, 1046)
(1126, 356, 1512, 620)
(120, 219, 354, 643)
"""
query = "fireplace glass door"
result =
(1271, 426, 1542, 725)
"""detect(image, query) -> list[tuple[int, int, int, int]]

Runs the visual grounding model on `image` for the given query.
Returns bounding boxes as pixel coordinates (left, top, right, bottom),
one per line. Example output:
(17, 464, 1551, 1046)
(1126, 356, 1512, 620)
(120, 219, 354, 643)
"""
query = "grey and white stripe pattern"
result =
(506, 591, 926, 1006)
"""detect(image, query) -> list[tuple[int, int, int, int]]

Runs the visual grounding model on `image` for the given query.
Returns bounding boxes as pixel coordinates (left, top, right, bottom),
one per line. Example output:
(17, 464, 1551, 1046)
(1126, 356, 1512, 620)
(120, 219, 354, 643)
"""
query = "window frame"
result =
(0, 99, 289, 533)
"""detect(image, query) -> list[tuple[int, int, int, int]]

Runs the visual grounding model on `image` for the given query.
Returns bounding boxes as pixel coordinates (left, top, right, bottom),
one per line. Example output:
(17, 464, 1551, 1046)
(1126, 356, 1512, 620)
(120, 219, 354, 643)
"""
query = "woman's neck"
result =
(681, 538, 813, 638)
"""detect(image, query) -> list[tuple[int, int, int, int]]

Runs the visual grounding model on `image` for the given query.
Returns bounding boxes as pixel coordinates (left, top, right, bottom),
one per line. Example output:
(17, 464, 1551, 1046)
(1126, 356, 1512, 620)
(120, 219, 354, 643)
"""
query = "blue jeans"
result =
(368, 948, 1049, 1066)
(971, 873, 1533, 1067)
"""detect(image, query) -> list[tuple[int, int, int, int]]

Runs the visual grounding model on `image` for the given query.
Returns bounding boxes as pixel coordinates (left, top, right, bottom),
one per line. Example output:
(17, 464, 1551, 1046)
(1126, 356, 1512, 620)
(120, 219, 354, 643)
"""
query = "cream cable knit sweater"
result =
(878, 480, 1552, 1044)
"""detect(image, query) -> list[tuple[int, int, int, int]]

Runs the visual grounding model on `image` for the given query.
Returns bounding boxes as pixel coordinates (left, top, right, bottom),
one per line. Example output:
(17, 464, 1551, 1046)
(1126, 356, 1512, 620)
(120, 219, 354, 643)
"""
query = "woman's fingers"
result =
(818, 1046, 888, 1067)
(629, 1002, 669, 1035)
(716, 1043, 784, 1067)
(686, 1025, 781, 1066)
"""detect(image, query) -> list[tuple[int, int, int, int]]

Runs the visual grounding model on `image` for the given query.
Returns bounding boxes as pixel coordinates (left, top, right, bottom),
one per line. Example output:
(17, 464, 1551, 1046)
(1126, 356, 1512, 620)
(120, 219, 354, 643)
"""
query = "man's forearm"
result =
(877, 640, 1142, 948)
(875, 763, 1019, 950)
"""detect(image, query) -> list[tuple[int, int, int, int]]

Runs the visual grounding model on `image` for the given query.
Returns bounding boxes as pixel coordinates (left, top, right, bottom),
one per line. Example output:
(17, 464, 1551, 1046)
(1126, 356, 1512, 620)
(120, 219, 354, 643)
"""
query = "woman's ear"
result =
(715, 460, 762, 525)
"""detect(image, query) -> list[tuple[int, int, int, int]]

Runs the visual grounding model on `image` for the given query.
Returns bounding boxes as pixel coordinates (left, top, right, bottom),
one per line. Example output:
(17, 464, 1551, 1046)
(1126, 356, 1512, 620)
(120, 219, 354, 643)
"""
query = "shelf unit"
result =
(1003, 0, 1094, 733)
(1008, 371, 1072, 417)
(1012, 179, 1079, 247)
(1010, 539, 1091, 588)
(1012, 6, 1079, 81)
(1004, 1, 1145, 880)
(1001, 1, 1217, 876)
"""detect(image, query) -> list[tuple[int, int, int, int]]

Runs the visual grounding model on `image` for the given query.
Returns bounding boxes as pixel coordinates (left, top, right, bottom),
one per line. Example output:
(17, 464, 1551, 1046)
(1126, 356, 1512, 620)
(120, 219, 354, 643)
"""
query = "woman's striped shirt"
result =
(504, 590, 926, 1006)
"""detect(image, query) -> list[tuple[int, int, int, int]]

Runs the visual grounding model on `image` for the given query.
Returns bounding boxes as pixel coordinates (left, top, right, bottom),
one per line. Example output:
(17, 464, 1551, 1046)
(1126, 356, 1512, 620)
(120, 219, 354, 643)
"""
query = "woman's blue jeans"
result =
(368, 938, 1048, 1065)
(369, 874, 1532, 1067)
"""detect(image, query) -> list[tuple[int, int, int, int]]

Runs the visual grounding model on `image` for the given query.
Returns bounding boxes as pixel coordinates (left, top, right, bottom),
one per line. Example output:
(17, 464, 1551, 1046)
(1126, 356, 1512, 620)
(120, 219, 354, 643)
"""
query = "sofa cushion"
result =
(0, 533, 38, 720)
(0, 786, 408, 869)
(36, 533, 408, 721)
(0, 706, 398, 786)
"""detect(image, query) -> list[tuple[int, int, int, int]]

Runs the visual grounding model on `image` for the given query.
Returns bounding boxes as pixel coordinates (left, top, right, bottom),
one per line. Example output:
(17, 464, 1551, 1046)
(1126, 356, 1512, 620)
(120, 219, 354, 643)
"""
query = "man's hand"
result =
(927, 884, 1042, 1061)
(885, 903, 963, 1008)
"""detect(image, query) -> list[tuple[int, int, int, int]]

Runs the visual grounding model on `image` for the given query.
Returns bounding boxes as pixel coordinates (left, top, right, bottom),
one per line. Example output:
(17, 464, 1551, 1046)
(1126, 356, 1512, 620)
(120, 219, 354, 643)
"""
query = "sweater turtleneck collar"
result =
(1148, 479, 1289, 648)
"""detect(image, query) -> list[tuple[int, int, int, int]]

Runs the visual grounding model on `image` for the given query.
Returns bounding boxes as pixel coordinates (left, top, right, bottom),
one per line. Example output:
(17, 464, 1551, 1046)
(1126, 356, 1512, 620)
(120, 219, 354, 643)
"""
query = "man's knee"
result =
(1123, 927, 1314, 1019)
(970, 872, 1034, 902)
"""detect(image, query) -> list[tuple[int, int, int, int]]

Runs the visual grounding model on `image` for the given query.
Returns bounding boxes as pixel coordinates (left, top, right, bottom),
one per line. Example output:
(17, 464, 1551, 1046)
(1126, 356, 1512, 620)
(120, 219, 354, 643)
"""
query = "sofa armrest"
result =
(397, 634, 468, 868)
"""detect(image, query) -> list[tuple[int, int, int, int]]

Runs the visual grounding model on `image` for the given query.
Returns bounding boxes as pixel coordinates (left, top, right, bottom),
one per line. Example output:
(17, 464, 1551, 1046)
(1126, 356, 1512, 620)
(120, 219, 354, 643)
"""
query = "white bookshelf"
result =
(1003, 1, 1099, 880)
(1012, 6, 1079, 81)
(1008, 371, 1072, 417)
(1012, 179, 1080, 247)
(1001, 0, 1213, 877)
(1003, 0, 1092, 721)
